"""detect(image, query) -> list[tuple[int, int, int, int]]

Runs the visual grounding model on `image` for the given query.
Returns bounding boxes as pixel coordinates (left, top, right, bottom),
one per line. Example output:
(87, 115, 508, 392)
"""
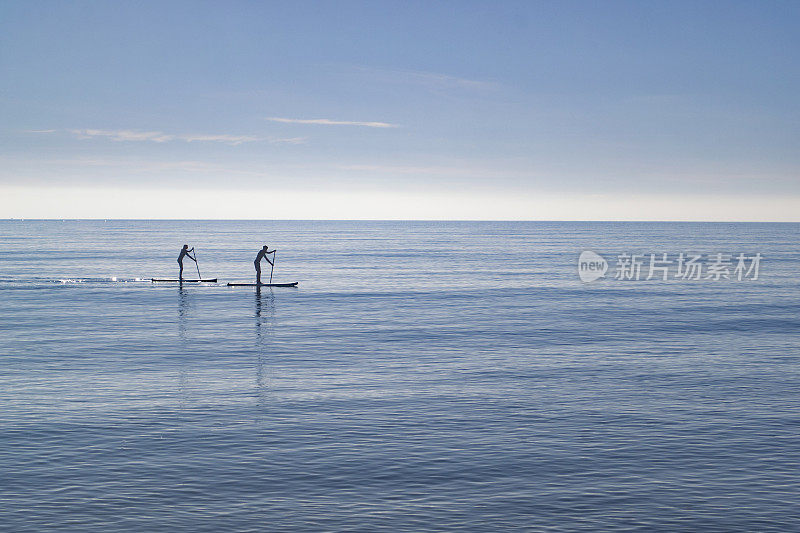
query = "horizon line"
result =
(2, 218, 798, 224)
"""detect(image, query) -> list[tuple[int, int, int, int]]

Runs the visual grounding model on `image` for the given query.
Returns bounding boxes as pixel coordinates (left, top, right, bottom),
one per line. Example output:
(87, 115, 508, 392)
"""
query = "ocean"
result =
(1, 220, 799, 531)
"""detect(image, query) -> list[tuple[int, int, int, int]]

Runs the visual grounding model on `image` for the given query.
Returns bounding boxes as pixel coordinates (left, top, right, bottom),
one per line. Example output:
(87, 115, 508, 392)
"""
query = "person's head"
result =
(262, 245, 268, 251)
(182, 244, 188, 250)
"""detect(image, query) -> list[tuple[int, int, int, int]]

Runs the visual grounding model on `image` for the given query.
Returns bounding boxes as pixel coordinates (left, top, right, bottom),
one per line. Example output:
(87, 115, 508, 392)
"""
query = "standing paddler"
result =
(254, 245, 275, 285)
(177, 244, 197, 281)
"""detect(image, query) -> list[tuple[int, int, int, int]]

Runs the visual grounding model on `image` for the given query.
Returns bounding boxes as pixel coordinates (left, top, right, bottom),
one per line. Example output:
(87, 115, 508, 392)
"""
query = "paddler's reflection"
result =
(255, 286, 275, 331)
(177, 284, 192, 411)
(177, 284, 189, 337)
(255, 287, 275, 407)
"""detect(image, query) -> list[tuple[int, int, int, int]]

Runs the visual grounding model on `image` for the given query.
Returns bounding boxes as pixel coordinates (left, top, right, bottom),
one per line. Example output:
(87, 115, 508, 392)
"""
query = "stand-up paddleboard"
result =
(151, 278, 218, 283)
(227, 282, 298, 287)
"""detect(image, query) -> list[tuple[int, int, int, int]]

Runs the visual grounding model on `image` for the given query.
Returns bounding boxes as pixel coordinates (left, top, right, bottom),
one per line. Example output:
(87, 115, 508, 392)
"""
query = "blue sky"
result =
(1, 1, 799, 219)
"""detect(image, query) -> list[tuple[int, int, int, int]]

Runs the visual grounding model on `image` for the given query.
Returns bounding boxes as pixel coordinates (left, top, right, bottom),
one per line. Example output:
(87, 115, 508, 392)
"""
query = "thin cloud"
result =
(25, 129, 57, 134)
(180, 133, 263, 144)
(71, 129, 175, 142)
(68, 129, 267, 145)
(269, 136, 307, 145)
(266, 117, 398, 128)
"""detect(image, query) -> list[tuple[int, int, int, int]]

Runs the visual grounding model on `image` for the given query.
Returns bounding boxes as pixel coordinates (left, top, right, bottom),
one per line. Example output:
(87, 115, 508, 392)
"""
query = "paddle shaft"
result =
(194, 251, 202, 279)
(269, 251, 275, 283)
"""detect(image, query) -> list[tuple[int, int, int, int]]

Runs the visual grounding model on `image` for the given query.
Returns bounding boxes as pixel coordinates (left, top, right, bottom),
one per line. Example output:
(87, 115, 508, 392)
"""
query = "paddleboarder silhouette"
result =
(177, 244, 196, 280)
(254, 245, 275, 285)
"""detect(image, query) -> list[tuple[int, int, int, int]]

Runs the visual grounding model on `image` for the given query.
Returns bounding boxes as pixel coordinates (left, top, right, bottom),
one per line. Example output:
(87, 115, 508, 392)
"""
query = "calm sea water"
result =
(1, 220, 799, 531)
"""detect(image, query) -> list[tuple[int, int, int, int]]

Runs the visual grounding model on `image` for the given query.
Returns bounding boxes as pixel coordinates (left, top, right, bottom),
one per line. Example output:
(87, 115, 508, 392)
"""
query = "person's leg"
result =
(179, 260, 183, 280)
(255, 262, 261, 285)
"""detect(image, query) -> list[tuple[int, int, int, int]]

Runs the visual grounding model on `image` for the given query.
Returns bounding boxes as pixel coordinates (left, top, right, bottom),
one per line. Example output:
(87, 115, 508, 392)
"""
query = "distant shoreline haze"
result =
(1, 188, 798, 222)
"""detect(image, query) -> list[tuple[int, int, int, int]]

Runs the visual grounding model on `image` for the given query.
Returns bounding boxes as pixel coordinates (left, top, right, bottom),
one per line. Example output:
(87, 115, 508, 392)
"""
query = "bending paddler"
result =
(254, 245, 275, 285)
(177, 244, 196, 280)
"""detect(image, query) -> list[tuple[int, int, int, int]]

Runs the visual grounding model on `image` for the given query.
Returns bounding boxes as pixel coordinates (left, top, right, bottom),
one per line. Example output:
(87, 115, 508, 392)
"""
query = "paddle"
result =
(193, 250, 202, 279)
(269, 251, 275, 284)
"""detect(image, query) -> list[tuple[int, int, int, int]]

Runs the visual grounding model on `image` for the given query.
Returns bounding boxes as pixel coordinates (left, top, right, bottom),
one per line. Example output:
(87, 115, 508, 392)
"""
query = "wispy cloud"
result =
(27, 127, 307, 145)
(35, 129, 307, 145)
(70, 129, 174, 142)
(266, 117, 398, 128)
(268, 136, 307, 145)
(179, 133, 265, 144)
(67, 129, 267, 145)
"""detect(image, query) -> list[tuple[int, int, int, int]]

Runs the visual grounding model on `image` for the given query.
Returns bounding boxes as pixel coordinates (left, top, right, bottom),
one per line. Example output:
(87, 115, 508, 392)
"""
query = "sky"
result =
(1, 0, 799, 220)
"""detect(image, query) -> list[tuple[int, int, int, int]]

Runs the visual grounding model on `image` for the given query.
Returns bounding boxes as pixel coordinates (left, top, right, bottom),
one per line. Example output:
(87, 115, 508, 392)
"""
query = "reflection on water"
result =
(255, 287, 275, 409)
(177, 283, 189, 337)
(177, 284, 191, 411)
